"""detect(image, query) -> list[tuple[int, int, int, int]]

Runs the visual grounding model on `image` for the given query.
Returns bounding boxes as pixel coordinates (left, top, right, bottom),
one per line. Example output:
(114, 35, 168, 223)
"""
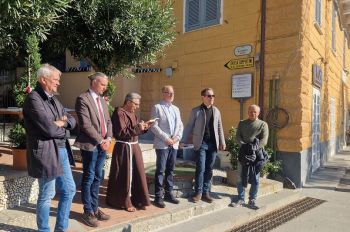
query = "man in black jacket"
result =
(23, 64, 76, 232)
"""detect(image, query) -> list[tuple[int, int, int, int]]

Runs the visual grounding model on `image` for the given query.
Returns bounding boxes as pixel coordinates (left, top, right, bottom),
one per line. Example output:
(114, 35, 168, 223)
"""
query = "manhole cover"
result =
(230, 197, 326, 232)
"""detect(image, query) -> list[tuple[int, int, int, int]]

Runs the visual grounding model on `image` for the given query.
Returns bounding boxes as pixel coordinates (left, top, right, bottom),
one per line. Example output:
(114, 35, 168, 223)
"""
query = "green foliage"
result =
(8, 121, 26, 149)
(103, 81, 117, 116)
(0, 0, 71, 67)
(12, 35, 41, 107)
(48, 0, 176, 76)
(261, 159, 282, 178)
(226, 127, 239, 170)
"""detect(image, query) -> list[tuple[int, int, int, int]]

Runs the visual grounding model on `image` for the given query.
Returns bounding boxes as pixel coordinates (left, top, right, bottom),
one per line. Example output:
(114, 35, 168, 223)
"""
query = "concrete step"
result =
(156, 189, 301, 232)
(92, 178, 283, 232)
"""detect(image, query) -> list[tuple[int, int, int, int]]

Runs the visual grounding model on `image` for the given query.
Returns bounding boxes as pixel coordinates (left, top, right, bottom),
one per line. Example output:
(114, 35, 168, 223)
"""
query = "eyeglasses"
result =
(163, 91, 174, 96)
(129, 100, 140, 106)
(205, 94, 215, 98)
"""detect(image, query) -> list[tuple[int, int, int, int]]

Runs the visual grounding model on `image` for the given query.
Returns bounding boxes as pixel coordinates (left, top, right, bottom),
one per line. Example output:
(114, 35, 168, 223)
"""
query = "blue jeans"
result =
(154, 147, 177, 198)
(36, 148, 76, 232)
(194, 142, 217, 194)
(81, 147, 106, 213)
(236, 162, 260, 201)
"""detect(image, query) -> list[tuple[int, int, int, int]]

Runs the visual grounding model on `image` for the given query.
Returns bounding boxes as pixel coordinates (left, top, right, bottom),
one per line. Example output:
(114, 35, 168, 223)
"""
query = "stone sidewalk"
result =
(0, 174, 283, 232)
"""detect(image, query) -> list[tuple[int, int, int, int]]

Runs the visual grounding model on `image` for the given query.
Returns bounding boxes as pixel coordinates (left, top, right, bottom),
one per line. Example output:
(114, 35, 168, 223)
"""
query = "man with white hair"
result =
(23, 63, 76, 232)
(230, 104, 269, 209)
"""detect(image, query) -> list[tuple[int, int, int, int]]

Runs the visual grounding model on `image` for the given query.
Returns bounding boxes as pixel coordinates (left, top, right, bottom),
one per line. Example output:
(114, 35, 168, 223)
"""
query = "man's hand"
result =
(166, 138, 174, 146)
(54, 120, 66, 128)
(219, 144, 226, 151)
(100, 139, 111, 151)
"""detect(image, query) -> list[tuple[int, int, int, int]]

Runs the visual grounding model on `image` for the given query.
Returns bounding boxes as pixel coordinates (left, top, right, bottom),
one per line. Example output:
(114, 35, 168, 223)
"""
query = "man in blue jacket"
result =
(23, 64, 76, 232)
(181, 88, 226, 203)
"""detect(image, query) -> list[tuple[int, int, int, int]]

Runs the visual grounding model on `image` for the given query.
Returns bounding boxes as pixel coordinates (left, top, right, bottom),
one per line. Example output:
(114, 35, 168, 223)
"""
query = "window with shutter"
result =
(185, 0, 221, 32)
(331, 1, 336, 52)
(315, 0, 322, 26)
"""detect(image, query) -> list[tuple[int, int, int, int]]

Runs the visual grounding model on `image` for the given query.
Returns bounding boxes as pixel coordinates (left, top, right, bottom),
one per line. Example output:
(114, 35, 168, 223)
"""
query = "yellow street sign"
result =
(224, 57, 254, 70)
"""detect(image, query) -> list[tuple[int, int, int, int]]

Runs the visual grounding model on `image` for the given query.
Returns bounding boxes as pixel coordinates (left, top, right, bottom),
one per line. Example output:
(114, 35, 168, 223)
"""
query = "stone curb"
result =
(90, 179, 283, 232)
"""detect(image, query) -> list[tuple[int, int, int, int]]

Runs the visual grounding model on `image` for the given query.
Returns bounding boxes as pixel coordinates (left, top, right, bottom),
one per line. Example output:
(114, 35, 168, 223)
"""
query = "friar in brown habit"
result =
(106, 92, 154, 212)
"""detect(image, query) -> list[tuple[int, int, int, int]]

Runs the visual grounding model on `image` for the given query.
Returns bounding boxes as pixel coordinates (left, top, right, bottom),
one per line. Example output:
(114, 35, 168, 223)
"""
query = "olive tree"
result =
(0, 0, 71, 69)
(48, 0, 176, 76)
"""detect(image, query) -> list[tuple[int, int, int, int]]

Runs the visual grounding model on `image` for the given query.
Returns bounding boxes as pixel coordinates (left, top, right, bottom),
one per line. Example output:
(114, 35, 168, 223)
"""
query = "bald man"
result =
(231, 104, 269, 209)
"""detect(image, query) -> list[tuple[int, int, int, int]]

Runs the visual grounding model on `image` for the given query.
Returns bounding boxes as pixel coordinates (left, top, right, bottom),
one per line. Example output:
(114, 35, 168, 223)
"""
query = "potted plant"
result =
(8, 120, 27, 170)
(225, 126, 240, 186)
(9, 34, 40, 170)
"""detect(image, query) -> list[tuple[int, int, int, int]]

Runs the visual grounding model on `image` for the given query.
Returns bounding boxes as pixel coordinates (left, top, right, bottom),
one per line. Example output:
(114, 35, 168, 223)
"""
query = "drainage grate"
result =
(230, 197, 326, 232)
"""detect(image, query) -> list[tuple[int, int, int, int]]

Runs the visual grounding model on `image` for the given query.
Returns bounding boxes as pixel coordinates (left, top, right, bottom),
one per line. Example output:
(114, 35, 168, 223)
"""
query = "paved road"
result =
(271, 149, 350, 232)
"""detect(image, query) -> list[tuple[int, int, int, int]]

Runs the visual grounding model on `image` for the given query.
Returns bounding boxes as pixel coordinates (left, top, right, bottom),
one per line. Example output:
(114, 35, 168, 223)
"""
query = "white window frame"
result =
(332, 1, 337, 53)
(315, 0, 322, 27)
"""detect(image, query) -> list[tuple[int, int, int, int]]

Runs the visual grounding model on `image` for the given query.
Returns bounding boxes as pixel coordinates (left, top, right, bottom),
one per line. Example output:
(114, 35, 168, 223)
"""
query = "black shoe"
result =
(81, 212, 99, 227)
(154, 198, 166, 208)
(164, 195, 180, 204)
(248, 199, 259, 210)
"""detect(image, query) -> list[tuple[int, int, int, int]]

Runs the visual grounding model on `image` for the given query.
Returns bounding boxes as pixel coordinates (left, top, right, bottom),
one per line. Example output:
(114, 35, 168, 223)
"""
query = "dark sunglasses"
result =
(205, 94, 215, 98)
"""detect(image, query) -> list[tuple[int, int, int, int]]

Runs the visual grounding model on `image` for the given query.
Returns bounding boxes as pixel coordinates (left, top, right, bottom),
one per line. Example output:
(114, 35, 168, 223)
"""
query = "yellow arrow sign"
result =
(224, 57, 254, 70)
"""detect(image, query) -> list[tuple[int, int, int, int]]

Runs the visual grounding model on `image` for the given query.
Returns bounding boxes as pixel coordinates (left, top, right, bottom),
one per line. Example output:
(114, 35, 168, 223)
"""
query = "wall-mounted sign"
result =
(312, 64, 323, 88)
(232, 74, 252, 98)
(133, 67, 161, 73)
(234, 44, 252, 56)
(65, 66, 92, 72)
(224, 57, 254, 70)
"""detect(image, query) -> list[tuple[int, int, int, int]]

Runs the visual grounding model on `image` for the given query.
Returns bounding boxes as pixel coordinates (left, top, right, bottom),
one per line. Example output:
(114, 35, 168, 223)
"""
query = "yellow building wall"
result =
(298, 0, 350, 152)
(140, 0, 263, 133)
(140, 0, 350, 154)
(140, 0, 305, 150)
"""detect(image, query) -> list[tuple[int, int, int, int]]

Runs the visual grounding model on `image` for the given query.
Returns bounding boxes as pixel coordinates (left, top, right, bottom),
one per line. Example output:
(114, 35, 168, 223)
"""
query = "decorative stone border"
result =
(0, 170, 39, 210)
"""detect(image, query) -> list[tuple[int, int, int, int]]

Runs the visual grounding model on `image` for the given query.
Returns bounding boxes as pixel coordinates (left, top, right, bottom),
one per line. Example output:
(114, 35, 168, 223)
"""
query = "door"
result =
(330, 98, 336, 157)
(312, 88, 321, 172)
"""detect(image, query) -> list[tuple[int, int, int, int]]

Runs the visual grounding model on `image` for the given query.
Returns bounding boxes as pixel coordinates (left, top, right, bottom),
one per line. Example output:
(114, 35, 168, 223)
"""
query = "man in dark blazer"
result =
(74, 72, 112, 227)
(181, 88, 226, 204)
(23, 63, 76, 232)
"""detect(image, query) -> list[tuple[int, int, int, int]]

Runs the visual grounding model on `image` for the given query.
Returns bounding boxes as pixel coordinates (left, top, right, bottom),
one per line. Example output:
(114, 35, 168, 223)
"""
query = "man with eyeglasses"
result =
(181, 88, 226, 203)
(151, 85, 183, 208)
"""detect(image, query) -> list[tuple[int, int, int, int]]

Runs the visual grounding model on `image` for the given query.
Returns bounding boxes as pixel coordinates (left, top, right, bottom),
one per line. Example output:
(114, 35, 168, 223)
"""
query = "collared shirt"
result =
(89, 89, 107, 136)
(160, 100, 176, 136)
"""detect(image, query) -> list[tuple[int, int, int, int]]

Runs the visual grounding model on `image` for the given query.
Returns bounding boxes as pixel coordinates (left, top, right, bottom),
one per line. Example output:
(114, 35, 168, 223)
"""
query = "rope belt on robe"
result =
(116, 140, 138, 197)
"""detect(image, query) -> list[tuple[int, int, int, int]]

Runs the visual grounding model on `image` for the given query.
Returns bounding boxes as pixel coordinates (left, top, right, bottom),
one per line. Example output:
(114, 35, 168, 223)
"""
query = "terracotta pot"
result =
(12, 148, 27, 170)
(226, 169, 238, 186)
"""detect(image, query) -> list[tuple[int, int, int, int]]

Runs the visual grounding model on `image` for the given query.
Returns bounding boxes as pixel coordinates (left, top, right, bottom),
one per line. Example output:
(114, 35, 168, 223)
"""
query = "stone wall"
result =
(0, 171, 39, 210)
